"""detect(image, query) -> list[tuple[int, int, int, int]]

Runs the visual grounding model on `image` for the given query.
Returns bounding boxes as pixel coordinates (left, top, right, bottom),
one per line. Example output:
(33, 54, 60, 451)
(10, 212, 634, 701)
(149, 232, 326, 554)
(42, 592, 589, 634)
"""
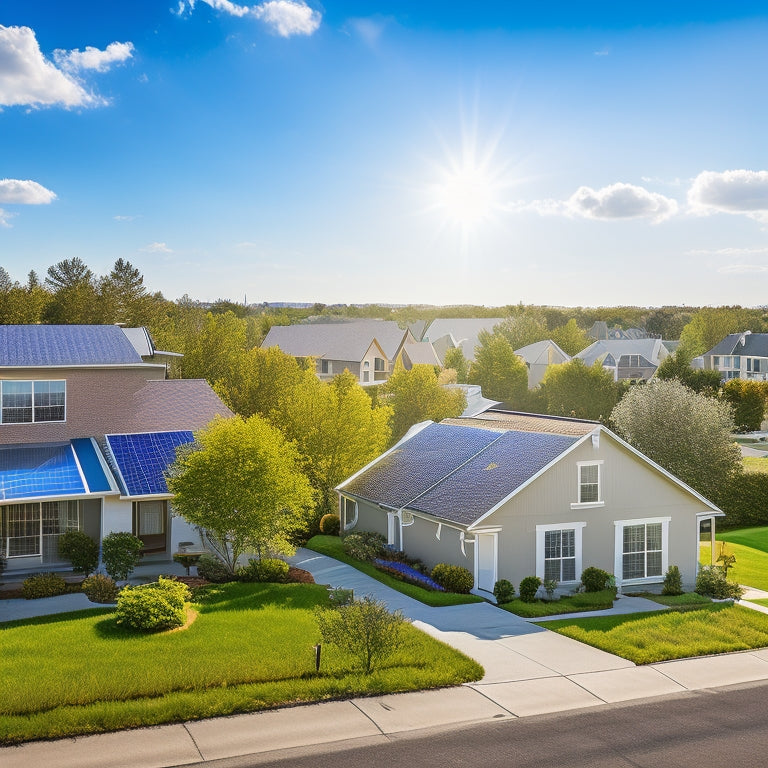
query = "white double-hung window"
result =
(614, 517, 670, 583)
(536, 522, 586, 583)
(572, 461, 604, 507)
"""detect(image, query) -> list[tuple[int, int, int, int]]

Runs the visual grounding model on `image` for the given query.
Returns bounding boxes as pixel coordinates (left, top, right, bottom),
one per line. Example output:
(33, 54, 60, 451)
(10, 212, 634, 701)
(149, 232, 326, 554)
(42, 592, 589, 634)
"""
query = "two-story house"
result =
(703, 332, 768, 381)
(0, 325, 232, 575)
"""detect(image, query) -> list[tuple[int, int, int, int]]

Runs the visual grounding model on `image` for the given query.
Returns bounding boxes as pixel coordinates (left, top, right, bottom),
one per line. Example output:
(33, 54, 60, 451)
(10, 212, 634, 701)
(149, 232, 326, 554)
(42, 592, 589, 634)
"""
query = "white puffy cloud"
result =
(176, 0, 321, 36)
(688, 170, 768, 222)
(520, 182, 678, 223)
(54, 41, 134, 73)
(252, 1, 321, 36)
(0, 179, 56, 204)
(141, 242, 173, 253)
(0, 25, 100, 107)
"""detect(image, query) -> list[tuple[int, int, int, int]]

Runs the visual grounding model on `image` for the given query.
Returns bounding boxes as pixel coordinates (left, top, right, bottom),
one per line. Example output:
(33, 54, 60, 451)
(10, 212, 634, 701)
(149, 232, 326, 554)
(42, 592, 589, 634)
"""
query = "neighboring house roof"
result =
(443, 410, 598, 436)
(407, 319, 429, 341)
(0, 325, 143, 367)
(514, 339, 571, 366)
(401, 341, 442, 367)
(126, 379, 233, 434)
(422, 318, 505, 362)
(0, 439, 114, 502)
(104, 430, 193, 497)
(575, 338, 667, 368)
(444, 384, 501, 418)
(704, 332, 768, 359)
(588, 322, 648, 341)
(262, 320, 409, 362)
(340, 421, 579, 526)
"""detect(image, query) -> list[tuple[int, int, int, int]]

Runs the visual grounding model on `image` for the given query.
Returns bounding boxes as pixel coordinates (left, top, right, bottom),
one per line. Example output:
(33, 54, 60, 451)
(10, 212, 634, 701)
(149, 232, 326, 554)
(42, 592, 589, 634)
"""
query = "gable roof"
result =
(339, 421, 580, 526)
(262, 320, 409, 362)
(402, 341, 442, 367)
(514, 339, 571, 365)
(704, 332, 768, 359)
(422, 318, 504, 362)
(0, 325, 144, 367)
(575, 338, 667, 368)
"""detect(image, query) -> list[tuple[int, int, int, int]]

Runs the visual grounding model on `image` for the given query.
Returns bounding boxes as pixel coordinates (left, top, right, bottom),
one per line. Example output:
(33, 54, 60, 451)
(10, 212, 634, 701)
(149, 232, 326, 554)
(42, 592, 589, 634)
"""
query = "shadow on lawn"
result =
(193, 582, 329, 614)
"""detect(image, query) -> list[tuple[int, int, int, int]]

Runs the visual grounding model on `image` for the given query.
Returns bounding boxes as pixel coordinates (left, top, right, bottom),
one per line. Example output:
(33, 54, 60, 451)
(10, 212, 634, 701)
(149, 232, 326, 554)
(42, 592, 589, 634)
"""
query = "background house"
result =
(261, 320, 413, 383)
(418, 318, 505, 363)
(337, 411, 721, 594)
(574, 338, 669, 382)
(0, 325, 232, 574)
(703, 331, 768, 381)
(514, 339, 571, 388)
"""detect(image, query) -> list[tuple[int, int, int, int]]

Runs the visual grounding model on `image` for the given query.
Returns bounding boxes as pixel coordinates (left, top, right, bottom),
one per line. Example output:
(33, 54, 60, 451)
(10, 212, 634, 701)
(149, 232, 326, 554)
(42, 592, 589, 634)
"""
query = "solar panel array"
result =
(0, 444, 86, 501)
(106, 431, 194, 496)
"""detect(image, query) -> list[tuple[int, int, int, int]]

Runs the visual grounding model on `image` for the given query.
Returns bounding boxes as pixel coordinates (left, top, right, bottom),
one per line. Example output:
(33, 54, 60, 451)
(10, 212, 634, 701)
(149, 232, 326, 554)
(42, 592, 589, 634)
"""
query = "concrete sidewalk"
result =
(5, 550, 768, 767)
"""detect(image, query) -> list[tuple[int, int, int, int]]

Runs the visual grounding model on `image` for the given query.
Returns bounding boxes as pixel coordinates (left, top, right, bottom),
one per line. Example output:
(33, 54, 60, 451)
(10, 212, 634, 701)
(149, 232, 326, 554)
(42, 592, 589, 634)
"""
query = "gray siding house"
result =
(337, 413, 721, 595)
(703, 331, 768, 381)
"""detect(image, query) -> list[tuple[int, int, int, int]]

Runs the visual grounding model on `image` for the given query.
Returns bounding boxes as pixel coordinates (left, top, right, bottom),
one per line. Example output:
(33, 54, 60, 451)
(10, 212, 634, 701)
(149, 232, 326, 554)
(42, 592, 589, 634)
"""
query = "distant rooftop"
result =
(0, 325, 144, 367)
(443, 409, 599, 437)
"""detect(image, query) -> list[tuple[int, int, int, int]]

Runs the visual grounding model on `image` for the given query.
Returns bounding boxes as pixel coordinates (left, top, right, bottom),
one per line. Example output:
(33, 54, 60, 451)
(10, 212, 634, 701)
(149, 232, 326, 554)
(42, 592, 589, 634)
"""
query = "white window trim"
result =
(341, 496, 358, 531)
(0, 380, 67, 425)
(613, 516, 671, 586)
(571, 460, 604, 509)
(473, 531, 498, 592)
(535, 522, 586, 583)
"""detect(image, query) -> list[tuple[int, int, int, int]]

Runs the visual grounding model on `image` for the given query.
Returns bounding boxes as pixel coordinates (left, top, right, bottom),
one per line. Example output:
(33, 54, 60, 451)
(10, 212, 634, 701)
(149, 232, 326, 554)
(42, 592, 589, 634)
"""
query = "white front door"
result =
(476, 533, 497, 592)
(387, 512, 400, 550)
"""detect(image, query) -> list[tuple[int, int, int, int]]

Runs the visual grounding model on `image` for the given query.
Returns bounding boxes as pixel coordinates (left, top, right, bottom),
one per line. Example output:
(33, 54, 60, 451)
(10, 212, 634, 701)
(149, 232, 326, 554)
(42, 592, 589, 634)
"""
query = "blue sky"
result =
(1, 1, 767, 307)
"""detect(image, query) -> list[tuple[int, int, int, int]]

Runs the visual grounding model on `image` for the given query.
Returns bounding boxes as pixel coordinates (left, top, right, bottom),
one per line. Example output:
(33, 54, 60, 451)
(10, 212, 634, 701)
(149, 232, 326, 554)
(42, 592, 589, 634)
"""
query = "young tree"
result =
(383, 363, 466, 443)
(99, 258, 161, 326)
(656, 350, 722, 395)
(44, 257, 101, 324)
(468, 330, 529, 405)
(611, 378, 741, 500)
(166, 415, 314, 572)
(495, 308, 549, 350)
(538, 359, 623, 421)
(721, 379, 768, 433)
(443, 346, 469, 383)
(549, 319, 591, 356)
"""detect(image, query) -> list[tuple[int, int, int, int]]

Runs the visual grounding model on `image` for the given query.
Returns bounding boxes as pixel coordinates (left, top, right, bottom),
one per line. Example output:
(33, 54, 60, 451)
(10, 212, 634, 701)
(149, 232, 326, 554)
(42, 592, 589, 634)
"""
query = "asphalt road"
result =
(180, 680, 768, 768)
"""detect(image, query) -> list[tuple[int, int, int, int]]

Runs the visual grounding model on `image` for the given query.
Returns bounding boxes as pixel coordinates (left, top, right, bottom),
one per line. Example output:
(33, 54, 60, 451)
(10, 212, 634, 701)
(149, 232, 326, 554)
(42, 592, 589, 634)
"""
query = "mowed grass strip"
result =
(538, 604, 768, 664)
(0, 582, 482, 745)
(710, 531, 768, 591)
(306, 535, 483, 606)
(499, 589, 615, 618)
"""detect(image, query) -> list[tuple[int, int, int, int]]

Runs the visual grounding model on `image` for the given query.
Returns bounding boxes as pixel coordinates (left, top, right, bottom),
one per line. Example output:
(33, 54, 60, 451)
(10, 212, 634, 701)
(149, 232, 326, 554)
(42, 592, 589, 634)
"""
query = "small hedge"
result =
(237, 557, 289, 583)
(81, 574, 120, 603)
(695, 565, 744, 600)
(430, 563, 473, 594)
(662, 565, 684, 596)
(342, 531, 387, 562)
(196, 554, 232, 583)
(115, 577, 191, 631)
(519, 575, 542, 603)
(102, 532, 143, 581)
(58, 530, 99, 575)
(22, 572, 68, 600)
(493, 579, 515, 604)
(581, 566, 612, 593)
(319, 514, 341, 536)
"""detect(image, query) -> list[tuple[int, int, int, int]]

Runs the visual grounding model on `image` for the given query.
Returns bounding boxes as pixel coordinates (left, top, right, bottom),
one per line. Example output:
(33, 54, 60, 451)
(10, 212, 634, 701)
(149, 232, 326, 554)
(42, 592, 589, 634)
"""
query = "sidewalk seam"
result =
(182, 723, 205, 761)
(463, 683, 518, 717)
(349, 700, 390, 738)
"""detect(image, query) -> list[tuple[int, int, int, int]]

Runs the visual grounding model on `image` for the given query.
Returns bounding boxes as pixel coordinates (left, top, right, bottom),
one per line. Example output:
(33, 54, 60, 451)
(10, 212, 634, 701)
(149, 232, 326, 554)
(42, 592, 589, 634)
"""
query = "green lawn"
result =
(0, 582, 482, 745)
(539, 604, 768, 664)
(743, 456, 768, 472)
(714, 527, 768, 591)
(499, 589, 615, 618)
(305, 535, 484, 606)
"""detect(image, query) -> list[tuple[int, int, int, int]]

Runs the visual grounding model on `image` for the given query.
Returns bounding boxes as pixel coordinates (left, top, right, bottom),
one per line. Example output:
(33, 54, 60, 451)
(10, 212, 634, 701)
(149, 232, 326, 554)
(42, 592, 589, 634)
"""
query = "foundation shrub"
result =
(237, 557, 289, 583)
(430, 563, 473, 594)
(195, 554, 232, 583)
(662, 565, 684, 596)
(58, 530, 99, 575)
(81, 574, 120, 603)
(695, 565, 744, 600)
(493, 579, 515, 604)
(519, 575, 542, 603)
(22, 572, 68, 600)
(319, 514, 341, 536)
(342, 531, 387, 562)
(581, 567, 612, 593)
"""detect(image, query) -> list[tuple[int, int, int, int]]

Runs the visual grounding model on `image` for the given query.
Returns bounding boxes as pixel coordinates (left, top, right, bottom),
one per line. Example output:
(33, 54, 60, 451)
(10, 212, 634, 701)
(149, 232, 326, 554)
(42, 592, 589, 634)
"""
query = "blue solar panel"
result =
(71, 438, 113, 493)
(343, 423, 501, 507)
(106, 431, 194, 496)
(0, 443, 86, 501)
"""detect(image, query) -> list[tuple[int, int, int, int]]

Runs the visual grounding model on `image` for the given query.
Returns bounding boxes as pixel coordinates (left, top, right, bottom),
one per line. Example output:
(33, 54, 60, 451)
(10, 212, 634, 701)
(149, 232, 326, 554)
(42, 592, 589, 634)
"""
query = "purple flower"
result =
(373, 558, 446, 591)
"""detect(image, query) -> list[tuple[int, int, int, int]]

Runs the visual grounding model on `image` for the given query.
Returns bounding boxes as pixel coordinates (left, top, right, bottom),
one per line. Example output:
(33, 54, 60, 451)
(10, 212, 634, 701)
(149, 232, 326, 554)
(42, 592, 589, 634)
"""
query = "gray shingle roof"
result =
(422, 318, 505, 361)
(342, 422, 580, 526)
(575, 338, 667, 367)
(704, 332, 768, 358)
(0, 325, 143, 367)
(262, 320, 408, 362)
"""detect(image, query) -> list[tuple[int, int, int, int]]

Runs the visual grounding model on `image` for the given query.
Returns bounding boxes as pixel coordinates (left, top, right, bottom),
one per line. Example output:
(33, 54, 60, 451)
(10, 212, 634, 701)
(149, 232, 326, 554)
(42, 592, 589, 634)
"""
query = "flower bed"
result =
(373, 559, 445, 592)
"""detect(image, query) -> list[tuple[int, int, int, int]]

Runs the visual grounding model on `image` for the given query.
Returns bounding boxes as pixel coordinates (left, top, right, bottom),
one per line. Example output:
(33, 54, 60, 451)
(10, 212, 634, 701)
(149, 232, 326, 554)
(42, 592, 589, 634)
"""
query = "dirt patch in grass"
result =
(287, 567, 314, 584)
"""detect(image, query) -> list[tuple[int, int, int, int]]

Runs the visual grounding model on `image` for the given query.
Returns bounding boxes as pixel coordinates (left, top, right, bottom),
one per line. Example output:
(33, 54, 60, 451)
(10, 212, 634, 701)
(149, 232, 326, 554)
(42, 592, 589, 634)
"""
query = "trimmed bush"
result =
(695, 565, 744, 600)
(196, 554, 232, 583)
(342, 531, 387, 562)
(22, 572, 68, 600)
(543, 578, 558, 600)
(81, 574, 120, 603)
(662, 565, 684, 596)
(493, 579, 515, 604)
(58, 530, 99, 575)
(102, 532, 143, 581)
(430, 563, 474, 594)
(519, 575, 542, 603)
(115, 577, 191, 631)
(319, 514, 341, 536)
(581, 566, 612, 593)
(237, 557, 289, 583)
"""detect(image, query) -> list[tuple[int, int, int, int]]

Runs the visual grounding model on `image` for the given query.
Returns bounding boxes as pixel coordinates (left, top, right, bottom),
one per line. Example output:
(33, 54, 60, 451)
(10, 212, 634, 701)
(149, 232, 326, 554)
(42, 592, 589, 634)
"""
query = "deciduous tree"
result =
(468, 330, 528, 405)
(538, 359, 623, 421)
